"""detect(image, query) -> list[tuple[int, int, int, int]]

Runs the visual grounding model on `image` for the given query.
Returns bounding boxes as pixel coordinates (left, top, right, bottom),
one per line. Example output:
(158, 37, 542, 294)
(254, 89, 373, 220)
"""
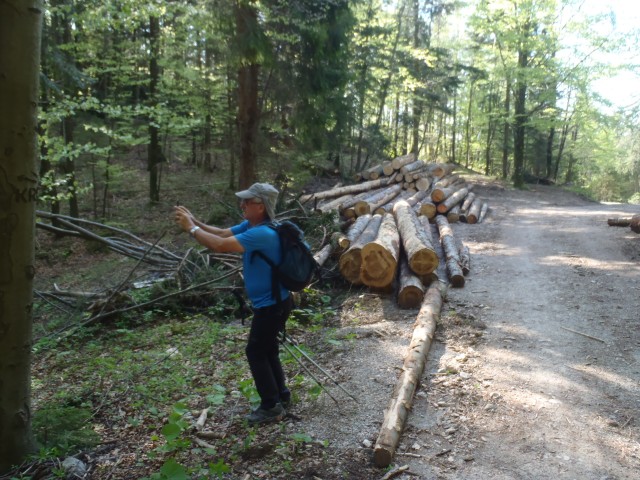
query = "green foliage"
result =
(32, 405, 100, 455)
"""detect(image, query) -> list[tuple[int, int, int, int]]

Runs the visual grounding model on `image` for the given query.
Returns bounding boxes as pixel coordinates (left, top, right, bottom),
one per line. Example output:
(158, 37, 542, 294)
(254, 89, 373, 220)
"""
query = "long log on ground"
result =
(355, 184, 403, 217)
(418, 200, 437, 219)
(339, 214, 383, 284)
(447, 205, 461, 223)
(632, 215, 640, 233)
(460, 191, 476, 213)
(607, 217, 633, 226)
(397, 257, 425, 309)
(478, 202, 489, 223)
(431, 182, 466, 203)
(429, 163, 456, 178)
(393, 200, 438, 275)
(360, 213, 400, 288)
(374, 190, 413, 215)
(458, 241, 471, 275)
(399, 160, 425, 175)
(435, 215, 465, 287)
(391, 153, 417, 170)
(340, 189, 385, 219)
(299, 177, 393, 204)
(313, 244, 333, 267)
(373, 282, 446, 467)
(465, 198, 483, 224)
(436, 187, 469, 214)
(316, 194, 353, 214)
(333, 214, 372, 250)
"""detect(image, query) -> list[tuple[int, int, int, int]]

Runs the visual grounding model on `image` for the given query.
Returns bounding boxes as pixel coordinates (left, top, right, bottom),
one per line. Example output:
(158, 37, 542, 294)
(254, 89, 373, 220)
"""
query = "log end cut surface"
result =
(360, 246, 396, 288)
(408, 249, 439, 276)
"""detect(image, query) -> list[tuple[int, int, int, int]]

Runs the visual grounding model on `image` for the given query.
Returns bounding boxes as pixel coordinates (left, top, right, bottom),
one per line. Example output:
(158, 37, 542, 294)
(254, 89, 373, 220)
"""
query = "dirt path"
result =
(298, 182, 640, 479)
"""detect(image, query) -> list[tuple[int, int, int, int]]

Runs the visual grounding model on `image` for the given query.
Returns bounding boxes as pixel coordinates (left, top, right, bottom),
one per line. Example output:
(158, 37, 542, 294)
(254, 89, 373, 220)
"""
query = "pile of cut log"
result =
(300, 155, 488, 305)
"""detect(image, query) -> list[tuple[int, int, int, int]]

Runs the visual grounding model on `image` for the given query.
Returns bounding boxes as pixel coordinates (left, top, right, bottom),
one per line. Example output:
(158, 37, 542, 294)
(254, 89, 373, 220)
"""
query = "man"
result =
(174, 182, 292, 425)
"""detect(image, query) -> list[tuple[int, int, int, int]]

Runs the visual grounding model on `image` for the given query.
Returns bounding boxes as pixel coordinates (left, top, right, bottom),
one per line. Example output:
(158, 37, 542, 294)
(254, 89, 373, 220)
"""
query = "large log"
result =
(405, 190, 428, 208)
(434, 215, 464, 287)
(333, 214, 372, 250)
(374, 190, 413, 215)
(382, 161, 395, 176)
(316, 193, 353, 214)
(391, 153, 416, 170)
(436, 187, 469, 214)
(446, 205, 461, 223)
(340, 189, 385, 219)
(418, 200, 437, 219)
(397, 256, 425, 309)
(360, 213, 400, 288)
(631, 214, 640, 233)
(339, 214, 383, 284)
(393, 200, 438, 275)
(373, 282, 446, 467)
(429, 163, 456, 178)
(354, 184, 403, 217)
(460, 191, 476, 213)
(478, 202, 489, 223)
(431, 182, 466, 203)
(465, 197, 483, 224)
(414, 174, 432, 192)
(399, 160, 425, 175)
(299, 177, 393, 204)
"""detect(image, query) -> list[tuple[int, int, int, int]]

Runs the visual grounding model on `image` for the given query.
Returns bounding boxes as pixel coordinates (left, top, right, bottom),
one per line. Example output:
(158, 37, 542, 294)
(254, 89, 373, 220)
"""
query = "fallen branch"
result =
(560, 326, 605, 343)
(380, 465, 409, 480)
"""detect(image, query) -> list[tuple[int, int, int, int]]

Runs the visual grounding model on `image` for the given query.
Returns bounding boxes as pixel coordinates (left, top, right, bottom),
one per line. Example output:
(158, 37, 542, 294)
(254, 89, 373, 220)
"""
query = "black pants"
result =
(246, 296, 293, 409)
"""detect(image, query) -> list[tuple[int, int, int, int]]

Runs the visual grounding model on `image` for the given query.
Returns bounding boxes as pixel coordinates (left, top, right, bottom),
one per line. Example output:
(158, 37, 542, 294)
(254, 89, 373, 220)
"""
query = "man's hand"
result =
(174, 205, 195, 232)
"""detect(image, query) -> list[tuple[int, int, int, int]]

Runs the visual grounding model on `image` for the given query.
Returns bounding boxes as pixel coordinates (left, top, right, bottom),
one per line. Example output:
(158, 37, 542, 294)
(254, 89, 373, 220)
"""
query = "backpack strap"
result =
(252, 250, 282, 304)
(250, 222, 282, 304)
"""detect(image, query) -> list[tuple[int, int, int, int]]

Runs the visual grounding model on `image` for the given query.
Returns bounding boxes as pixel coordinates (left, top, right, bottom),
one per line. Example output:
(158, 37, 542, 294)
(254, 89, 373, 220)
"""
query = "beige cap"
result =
(235, 182, 279, 220)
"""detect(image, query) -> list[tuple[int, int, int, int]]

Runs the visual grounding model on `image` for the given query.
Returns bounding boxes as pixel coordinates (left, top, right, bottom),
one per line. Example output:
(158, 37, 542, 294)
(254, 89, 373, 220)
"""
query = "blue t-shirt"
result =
(231, 220, 290, 308)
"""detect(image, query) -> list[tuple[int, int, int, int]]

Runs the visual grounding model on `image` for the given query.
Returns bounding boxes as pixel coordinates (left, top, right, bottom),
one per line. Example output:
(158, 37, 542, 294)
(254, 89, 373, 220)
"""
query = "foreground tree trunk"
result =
(374, 282, 445, 467)
(235, 2, 261, 189)
(0, 0, 42, 470)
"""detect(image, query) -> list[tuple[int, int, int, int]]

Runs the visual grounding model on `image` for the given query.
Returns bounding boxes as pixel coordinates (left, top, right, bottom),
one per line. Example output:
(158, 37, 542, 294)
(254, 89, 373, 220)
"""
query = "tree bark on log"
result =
(354, 184, 402, 217)
(418, 201, 437, 219)
(460, 191, 476, 212)
(446, 205, 461, 223)
(339, 214, 383, 284)
(478, 202, 489, 223)
(313, 244, 333, 267)
(391, 153, 416, 170)
(465, 198, 483, 224)
(374, 190, 413, 215)
(399, 160, 425, 175)
(299, 177, 393, 204)
(373, 282, 446, 467)
(431, 182, 465, 203)
(393, 200, 438, 275)
(429, 163, 456, 178)
(397, 257, 425, 309)
(435, 215, 465, 287)
(459, 242, 471, 275)
(631, 214, 640, 233)
(360, 213, 400, 288)
(316, 194, 353, 214)
(436, 187, 469, 214)
(334, 214, 372, 250)
(607, 217, 633, 227)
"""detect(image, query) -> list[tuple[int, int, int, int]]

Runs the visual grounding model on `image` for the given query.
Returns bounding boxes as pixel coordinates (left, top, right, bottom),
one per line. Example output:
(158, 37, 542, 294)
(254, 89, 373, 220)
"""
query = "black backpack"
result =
(252, 221, 319, 303)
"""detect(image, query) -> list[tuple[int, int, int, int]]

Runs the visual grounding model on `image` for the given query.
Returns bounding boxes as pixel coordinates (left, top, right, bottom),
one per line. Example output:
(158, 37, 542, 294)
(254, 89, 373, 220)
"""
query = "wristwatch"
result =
(189, 226, 201, 237)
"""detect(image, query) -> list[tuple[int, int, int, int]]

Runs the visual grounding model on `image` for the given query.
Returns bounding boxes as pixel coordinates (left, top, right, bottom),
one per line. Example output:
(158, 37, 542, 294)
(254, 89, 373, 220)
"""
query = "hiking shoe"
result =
(245, 403, 285, 425)
(280, 397, 291, 410)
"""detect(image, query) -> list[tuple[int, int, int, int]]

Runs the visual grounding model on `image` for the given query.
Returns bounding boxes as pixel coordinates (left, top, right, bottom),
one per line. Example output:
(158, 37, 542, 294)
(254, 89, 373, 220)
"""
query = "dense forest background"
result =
(39, 0, 640, 221)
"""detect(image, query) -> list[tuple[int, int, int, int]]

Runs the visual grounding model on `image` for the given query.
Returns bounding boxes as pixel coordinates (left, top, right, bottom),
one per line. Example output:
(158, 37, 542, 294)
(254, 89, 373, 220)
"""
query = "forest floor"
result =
(12, 170, 640, 480)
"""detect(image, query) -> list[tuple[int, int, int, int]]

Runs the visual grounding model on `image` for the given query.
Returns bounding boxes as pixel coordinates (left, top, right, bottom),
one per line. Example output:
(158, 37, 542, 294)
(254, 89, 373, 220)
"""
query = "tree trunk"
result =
(299, 177, 392, 204)
(334, 214, 372, 251)
(360, 213, 400, 288)
(148, 15, 162, 203)
(235, 2, 260, 189)
(436, 187, 469, 214)
(393, 200, 438, 275)
(339, 214, 383, 284)
(373, 282, 445, 467)
(0, 0, 41, 469)
(397, 256, 425, 309)
(435, 215, 464, 287)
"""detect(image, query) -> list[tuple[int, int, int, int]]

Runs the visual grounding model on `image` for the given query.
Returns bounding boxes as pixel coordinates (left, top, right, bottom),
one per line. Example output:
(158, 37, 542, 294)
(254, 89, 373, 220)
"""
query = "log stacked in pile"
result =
(300, 155, 490, 306)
